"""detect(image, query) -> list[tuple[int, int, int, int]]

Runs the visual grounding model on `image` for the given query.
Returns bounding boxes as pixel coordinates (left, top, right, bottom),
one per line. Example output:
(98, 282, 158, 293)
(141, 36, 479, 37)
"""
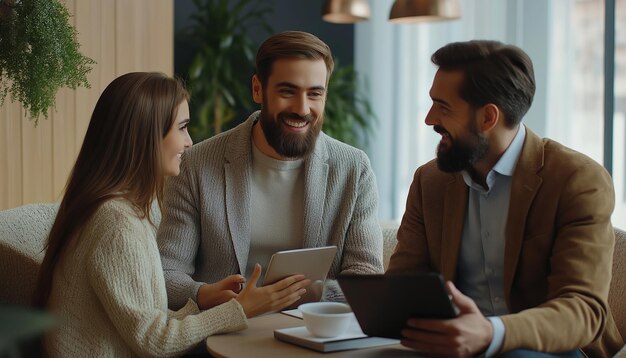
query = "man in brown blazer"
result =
(387, 40, 622, 357)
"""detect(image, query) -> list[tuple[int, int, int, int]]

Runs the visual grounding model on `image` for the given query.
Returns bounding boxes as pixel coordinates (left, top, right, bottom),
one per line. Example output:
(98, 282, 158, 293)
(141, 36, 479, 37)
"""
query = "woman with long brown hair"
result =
(34, 72, 309, 357)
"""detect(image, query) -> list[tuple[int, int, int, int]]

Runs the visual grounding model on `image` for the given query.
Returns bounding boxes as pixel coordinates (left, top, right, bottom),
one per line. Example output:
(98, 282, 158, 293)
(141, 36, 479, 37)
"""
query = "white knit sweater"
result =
(45, 199, 247, 357)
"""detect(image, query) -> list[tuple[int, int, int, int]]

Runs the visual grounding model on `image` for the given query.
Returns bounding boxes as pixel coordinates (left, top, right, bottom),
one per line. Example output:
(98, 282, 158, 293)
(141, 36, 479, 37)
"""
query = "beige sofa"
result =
(0, 203, 57, 305)
(1, 203, 625, 355)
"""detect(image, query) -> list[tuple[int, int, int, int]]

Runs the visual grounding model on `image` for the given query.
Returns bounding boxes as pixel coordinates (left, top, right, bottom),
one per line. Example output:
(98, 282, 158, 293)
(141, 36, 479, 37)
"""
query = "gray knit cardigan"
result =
(157, 111, 384, 309)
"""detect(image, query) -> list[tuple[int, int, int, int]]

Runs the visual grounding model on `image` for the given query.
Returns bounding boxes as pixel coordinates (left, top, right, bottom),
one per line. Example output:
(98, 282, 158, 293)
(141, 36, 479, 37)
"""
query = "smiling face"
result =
(425, 69, 489, 172)
(252, 58, 327, 159)
(162, 100, 192, 176)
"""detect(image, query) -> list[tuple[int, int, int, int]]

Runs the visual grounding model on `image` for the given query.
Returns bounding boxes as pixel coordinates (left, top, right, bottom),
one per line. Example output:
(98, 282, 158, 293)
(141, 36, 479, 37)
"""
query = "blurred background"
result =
(1, 0, 624, 224)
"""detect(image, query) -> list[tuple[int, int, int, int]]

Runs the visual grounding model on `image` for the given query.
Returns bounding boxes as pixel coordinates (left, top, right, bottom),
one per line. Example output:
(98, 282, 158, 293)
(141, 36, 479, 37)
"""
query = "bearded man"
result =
(157, 31, 383, 312)
(387, 40, 621, 357)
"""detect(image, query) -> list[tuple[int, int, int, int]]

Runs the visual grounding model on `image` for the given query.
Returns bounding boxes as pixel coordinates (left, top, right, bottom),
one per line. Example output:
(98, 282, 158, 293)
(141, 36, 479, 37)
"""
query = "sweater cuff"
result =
(165, 273, 206, 310)
(485, 316, 505, 357)
(168, 298, 201, 320)
(321, 279, 346, 302)
(218, 299, 248, 332)
(191, 281, 205, 303)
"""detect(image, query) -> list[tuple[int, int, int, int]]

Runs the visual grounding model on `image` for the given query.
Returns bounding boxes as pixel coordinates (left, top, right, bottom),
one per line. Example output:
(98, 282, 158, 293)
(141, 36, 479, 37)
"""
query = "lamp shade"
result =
(389, 0, 461, 23)
(322, 0, 370, 24)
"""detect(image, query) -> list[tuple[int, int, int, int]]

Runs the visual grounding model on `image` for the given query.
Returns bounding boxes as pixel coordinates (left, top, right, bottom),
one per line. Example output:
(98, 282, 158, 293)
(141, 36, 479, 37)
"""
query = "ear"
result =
(478, 104, 499, 132)
(252, 75, 263, 104)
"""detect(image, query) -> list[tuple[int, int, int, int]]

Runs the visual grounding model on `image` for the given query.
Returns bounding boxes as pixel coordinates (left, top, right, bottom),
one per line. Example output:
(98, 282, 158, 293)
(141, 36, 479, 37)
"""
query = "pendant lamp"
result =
(322, 0, 371, 24)
(389, 0, 461, 23)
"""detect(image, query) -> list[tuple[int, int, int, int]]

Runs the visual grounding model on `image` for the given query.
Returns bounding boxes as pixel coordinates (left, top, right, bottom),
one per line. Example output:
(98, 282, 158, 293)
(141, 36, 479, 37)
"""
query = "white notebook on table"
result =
(274, 315, 399, 353)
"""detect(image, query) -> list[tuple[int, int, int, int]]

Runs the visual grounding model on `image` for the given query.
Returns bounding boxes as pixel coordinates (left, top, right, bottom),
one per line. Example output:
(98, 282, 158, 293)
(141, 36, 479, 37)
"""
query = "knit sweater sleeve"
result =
(323, 151, 384, 302)
(86, 218, 247, 357)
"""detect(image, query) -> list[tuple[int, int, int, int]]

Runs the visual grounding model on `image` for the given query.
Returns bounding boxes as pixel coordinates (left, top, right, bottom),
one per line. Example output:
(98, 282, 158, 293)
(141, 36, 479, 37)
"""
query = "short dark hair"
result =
(431, 40, 535, 127)
(255, 31, 334, 88)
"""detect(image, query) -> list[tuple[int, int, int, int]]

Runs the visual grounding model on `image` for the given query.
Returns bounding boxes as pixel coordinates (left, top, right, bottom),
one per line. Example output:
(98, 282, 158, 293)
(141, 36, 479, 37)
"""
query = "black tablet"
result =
(337, 273, 459, 339)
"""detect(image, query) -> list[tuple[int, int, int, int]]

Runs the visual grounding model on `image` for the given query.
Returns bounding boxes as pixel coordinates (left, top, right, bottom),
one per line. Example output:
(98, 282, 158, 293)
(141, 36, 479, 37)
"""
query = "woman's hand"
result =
(236, 263, 311, 318)
(197, 274, 246, 310)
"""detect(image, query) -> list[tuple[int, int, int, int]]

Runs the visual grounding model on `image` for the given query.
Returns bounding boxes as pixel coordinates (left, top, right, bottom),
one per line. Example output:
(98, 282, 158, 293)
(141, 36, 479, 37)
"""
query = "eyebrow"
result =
(178, 118, 191, 125)
(432, 97, 452, 109)
(275, 81, 326, 92)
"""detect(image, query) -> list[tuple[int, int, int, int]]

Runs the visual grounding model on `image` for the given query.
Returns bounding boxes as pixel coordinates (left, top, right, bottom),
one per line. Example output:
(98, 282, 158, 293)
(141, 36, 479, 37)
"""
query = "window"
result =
(549, 0, 625, 223)
(356, 0, 625, 224)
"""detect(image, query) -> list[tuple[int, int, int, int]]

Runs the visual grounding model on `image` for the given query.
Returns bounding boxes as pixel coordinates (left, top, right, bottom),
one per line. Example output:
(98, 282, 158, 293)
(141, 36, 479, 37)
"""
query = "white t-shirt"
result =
(247, 143, 305, 277)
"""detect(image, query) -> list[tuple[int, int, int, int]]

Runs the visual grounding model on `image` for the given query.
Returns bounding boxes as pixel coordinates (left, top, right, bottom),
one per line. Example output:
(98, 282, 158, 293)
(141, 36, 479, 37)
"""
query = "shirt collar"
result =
(492, 124, 526, 177)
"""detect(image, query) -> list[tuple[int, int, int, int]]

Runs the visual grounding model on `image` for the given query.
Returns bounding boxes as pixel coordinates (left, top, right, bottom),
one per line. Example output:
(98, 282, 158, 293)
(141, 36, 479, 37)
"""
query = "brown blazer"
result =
(387, 128, 623, 356)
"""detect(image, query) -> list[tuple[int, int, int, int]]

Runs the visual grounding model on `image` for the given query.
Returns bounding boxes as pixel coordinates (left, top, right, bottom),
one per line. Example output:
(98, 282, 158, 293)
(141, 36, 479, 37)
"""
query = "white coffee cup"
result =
(298, 302, 353, 338)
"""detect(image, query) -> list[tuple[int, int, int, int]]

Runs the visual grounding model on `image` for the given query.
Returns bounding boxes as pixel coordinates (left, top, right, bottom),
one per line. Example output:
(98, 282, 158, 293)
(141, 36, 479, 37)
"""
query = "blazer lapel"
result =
(224, 116, 255, 274)
(441, 174, 468, 281)
(503, 128, 543, 301)
(302, 135, 329, 248)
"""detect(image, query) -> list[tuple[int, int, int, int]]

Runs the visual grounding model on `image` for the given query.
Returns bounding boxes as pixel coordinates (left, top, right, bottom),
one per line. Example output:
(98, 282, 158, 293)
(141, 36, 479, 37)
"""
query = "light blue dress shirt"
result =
(455, 125, 526, 356)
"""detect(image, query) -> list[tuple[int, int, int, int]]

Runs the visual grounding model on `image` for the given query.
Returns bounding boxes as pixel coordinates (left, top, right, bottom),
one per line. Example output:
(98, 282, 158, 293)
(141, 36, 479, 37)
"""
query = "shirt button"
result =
(494, 297, 501, 302)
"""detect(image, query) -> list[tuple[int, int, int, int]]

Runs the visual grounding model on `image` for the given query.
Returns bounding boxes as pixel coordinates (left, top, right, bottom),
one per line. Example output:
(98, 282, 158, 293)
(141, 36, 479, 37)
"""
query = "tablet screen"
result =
(338, 273, 459, 339)
(262, 246, 338, 286)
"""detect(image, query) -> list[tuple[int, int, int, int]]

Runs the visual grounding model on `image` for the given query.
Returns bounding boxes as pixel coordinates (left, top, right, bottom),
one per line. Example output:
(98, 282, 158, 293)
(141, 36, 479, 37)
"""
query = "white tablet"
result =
(262, 246, 338, 286)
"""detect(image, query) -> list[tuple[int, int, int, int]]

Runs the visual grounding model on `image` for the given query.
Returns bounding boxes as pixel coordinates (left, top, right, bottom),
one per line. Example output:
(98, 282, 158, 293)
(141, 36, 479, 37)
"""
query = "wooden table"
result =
(206, 312, 416, 357)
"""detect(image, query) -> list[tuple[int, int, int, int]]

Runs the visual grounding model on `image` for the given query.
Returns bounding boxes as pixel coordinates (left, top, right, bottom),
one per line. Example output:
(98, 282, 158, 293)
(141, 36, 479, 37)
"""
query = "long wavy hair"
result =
(33, 72, 189, 307)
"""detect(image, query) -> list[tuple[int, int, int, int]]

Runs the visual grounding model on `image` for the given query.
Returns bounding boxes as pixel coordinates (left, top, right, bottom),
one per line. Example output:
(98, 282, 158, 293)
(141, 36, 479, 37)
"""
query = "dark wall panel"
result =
(174, 0, 355, 79)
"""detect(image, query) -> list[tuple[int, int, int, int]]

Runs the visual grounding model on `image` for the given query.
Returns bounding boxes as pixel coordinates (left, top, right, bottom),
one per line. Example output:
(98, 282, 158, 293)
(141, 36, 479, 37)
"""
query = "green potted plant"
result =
(0, 0, 95, 124)
(324, 60, 376, 148)
(178, 0, 273, 142)
(178, 0, 375, 147)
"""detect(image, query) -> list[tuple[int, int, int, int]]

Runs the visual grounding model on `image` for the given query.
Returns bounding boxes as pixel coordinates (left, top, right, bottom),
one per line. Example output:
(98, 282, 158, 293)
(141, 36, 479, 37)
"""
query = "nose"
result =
(292, 93, 311, 117)
(424, 106, 437, 126)
(184, 130, 193, 148)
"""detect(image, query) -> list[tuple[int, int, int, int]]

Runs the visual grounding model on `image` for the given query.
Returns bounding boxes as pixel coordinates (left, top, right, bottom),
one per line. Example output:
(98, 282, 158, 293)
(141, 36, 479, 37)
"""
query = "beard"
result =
(434, 120, 489, 173)
(258, 106, 322, 158)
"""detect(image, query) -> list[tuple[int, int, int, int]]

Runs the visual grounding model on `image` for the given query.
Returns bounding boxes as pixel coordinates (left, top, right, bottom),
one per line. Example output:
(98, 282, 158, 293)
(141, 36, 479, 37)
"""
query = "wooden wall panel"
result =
(75, 0, 103, 151)
(148, 1, 174, 74)
(0, 0, 174, 211)
(21, 107, 53, 205)
(51, 87, 76, 203)
(116, 0, 143, 74)
(51, 0, 77, 202)
(99, 1, 116, 90)
(0, 101, 23, 209)
(23, 118, 52, 201)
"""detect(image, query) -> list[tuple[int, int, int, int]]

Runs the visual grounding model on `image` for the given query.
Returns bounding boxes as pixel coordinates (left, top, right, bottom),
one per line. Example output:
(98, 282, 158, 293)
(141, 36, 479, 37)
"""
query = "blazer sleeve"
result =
(500, 162, 615, 353)
(323, 153, 384, 301)
(340, 153, 385, 274)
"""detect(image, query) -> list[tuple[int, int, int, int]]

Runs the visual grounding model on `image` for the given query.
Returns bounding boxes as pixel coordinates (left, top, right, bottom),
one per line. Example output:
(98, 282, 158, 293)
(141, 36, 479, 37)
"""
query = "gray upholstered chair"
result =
(0, 201, 162, 306)
(0, 203, 58, 305)
(380, 221, 400, 270)
(610, 227, 626, 357)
